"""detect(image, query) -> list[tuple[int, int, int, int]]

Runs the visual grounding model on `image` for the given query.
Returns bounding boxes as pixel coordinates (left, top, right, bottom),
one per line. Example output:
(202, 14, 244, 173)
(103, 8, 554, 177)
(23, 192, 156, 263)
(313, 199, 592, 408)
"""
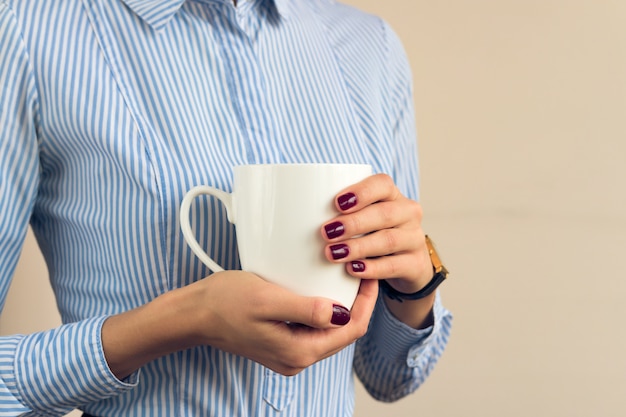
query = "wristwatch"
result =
(380, 235, 449, 302)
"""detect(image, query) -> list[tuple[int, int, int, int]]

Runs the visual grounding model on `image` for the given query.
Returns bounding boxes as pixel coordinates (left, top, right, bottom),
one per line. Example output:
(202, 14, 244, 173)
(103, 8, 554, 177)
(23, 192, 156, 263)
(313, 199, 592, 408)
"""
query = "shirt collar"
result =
(122, 0, 186, 31)
(273, 0, 290, 18)
(122, 0, 290, 31)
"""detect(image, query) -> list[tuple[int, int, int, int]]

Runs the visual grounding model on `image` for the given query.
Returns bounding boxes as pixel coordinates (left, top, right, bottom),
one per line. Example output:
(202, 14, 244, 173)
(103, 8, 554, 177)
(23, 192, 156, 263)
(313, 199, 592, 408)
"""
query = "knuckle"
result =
(285, 362, 306, 375)
(385, 258, 398, 277)
(382, 229, 398, 253)
(379, 203, 395, 223)
(309, 298, 327, 326)
(285, 347, 319, 370)
(276, 365, 303, 377)
(346, 215, 361, 234)
(293, 355, 316, 371)
(359, 180, 375, 202)
(354, 322, 369, 339)
(281, 353, 309, 373)
(410, 200, 423, 221)
(378, 173, 394, 188)
(379, 174, 400, 198)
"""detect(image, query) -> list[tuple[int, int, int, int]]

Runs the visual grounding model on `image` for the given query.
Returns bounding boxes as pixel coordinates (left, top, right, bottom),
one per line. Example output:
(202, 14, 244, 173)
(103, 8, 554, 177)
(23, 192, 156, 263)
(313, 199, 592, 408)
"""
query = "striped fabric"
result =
(0, 0, 453, 415)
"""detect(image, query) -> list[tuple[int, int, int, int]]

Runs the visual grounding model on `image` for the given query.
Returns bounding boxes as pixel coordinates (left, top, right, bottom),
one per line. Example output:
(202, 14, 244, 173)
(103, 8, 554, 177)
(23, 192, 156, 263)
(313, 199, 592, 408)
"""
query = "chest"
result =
(33, 2, 394, 202)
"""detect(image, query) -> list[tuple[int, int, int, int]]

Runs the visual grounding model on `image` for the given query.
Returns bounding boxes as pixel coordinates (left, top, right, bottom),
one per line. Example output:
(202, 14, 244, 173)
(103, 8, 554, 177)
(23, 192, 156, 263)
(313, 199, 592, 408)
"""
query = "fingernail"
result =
(351, 260, 366, 272)
(331, 304, 351, 325)
(337, 192, 357, 211)
(330, 243, 349, 260)
(324, 221, 345, 239)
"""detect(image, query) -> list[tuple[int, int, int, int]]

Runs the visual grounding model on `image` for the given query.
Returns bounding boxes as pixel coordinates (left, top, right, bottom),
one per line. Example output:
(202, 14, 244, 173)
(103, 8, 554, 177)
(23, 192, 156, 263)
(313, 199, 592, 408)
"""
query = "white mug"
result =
(180, 163, 372, 308)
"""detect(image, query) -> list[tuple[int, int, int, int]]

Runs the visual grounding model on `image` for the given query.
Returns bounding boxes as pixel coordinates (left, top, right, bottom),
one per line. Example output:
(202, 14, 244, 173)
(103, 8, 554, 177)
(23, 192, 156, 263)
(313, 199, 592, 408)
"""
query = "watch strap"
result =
(380, 271, 447, 302)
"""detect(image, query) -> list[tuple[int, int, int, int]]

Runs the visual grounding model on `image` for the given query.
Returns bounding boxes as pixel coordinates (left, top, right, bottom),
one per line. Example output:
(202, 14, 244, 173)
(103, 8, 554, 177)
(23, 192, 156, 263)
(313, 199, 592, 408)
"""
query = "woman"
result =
(0, 0, 452, 415)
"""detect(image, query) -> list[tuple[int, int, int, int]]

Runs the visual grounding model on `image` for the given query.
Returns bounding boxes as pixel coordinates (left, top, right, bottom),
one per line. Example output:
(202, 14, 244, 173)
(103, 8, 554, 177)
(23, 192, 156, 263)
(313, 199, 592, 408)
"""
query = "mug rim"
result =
(234, 162, 372, 169)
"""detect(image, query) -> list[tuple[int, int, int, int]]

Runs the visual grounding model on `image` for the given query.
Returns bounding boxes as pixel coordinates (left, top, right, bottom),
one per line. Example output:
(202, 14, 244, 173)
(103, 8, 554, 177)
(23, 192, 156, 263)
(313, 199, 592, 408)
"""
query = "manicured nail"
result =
(351, 260, 366, 272)
(324, 221, 345, 239)
(337, 192, 357, 211)
(330, 243, 349, 260)
(331, 304, 351, 325)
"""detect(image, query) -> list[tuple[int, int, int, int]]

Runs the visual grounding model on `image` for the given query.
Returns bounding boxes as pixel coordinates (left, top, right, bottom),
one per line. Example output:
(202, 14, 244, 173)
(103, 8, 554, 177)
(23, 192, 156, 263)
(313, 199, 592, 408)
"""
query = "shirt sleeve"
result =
(0, 4, 138, 415)
(352, 20, 453, 402)
(354, 292, 452, 402)
(1, 319, 139, 416)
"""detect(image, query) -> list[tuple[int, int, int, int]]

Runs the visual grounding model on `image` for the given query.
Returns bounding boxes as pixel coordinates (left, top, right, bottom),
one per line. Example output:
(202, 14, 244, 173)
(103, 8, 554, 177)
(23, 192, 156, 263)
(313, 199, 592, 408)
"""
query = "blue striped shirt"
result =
(0, 0, 453, 415)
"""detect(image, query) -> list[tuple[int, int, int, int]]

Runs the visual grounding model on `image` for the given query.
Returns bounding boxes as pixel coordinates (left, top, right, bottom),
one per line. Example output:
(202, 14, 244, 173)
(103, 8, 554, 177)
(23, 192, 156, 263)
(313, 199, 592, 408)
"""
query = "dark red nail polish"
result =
(324, 221, 345, 239)
(330, 244, 349, 260)
(331, 304, 351, 325)
(351, 260, 366, 272)
(337, 192, 357, 211)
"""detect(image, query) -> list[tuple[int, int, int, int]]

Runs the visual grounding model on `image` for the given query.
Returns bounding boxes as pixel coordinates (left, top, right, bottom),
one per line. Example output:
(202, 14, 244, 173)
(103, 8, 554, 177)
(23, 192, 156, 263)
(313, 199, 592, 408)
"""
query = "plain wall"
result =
(1, 1, 625, 416)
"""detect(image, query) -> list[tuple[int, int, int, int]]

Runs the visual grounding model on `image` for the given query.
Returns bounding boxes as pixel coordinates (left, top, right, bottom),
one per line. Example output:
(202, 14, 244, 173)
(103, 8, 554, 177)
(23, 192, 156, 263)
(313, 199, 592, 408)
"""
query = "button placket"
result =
(208, 1, 282, 164)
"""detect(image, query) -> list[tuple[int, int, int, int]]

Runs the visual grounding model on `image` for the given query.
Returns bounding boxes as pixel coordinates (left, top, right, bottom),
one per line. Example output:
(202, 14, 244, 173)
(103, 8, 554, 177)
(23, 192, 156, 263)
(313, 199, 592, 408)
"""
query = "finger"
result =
(255, 283, 353, 329)
(334, 173, 400, 213)
(349, 278, 378, 321)
(322, 199, 420, 241)
(346, 253, 429, 281)
(302, 279, 378, 356)
(325, 227, 420, 263)
(269, 280, 379, 374)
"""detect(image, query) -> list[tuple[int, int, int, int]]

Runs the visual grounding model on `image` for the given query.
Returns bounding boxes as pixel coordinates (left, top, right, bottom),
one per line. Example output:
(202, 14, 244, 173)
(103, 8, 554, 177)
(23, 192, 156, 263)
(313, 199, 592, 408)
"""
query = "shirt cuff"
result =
(8, 316, 138, 415)
(369, 290, 450, 367)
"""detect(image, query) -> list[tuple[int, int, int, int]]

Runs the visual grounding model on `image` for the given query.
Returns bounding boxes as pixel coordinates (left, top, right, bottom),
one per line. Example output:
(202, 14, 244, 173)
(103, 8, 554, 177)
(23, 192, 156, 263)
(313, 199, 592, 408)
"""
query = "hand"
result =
(320, 174, 435, 328)
(191, 270, 378, 375)
(102, 271, 378, 379)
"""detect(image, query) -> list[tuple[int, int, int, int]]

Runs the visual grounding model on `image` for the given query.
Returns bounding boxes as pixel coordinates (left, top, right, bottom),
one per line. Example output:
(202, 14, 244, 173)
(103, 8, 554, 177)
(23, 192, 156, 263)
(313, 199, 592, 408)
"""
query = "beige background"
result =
(1, 0, 625, 416)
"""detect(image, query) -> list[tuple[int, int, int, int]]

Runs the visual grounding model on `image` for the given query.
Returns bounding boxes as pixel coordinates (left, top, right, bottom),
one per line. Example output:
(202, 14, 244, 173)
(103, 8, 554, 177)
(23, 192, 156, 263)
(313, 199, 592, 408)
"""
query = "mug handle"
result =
(180, 185, 234, 273)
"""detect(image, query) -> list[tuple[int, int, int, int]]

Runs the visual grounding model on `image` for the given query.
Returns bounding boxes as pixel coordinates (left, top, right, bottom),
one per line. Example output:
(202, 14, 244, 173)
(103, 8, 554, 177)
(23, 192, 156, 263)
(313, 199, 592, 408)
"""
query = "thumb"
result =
(265, 288, 352, 329)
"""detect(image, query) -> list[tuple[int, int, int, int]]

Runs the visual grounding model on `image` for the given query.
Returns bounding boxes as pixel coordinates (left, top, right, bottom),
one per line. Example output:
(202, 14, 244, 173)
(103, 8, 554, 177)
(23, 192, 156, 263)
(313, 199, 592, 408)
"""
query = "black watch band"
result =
(380, 272, 446, 302)
(379, 235, 449, 302)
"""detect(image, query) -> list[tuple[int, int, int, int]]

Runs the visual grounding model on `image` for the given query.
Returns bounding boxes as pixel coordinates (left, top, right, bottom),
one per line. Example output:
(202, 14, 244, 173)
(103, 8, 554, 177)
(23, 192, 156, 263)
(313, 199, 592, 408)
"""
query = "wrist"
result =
(384, 267, 433, 294)
(382, 289, 436, 329)
(151, 283, 211, 349)
(101, 286, 205, 379)
(380, 235, 449, 303)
